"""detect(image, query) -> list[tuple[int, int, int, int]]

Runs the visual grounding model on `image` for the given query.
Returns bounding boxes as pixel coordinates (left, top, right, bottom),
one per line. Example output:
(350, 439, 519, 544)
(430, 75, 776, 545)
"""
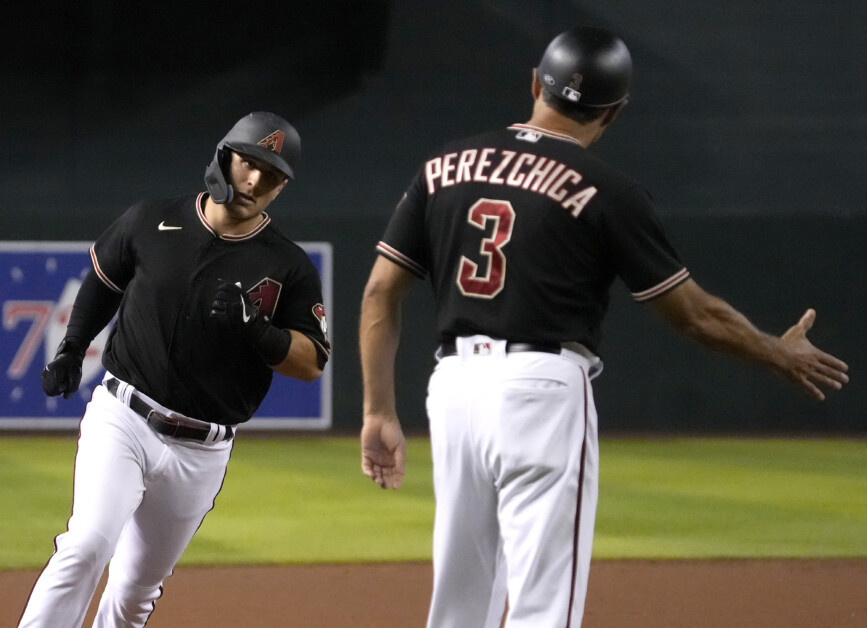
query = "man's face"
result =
(223, 151, 289, 220)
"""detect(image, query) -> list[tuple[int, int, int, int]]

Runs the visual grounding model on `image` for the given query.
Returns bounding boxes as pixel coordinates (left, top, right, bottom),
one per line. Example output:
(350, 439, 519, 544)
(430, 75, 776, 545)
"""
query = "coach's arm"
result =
(648, 278, 849, 400)
(358, 256, 414, 490)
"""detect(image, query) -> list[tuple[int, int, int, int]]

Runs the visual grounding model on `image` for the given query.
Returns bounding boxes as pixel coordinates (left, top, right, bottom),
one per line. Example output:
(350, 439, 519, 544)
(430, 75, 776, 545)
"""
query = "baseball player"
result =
(358, 27, 849, 627)
(19, 112, 330, 627)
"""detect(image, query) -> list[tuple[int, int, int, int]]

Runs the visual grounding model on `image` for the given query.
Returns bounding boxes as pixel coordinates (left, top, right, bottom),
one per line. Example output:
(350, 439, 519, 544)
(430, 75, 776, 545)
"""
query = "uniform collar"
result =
(508, 123, 585, 146)
(196, 192, 271, 241)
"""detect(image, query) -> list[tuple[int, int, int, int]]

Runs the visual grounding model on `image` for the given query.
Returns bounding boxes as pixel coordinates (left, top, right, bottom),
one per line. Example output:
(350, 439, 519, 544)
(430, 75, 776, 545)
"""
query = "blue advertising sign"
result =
(0, 241, 332, 430)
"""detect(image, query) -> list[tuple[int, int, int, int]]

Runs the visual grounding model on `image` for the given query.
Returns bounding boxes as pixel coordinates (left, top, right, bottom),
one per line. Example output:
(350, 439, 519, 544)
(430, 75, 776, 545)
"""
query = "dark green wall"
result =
(2, 1, 863, 433)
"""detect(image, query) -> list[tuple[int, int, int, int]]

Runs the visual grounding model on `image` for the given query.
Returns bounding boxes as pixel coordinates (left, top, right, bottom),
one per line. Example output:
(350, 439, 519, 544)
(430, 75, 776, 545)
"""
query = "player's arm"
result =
(42, 268, 123, 399)
(359, 256, 416, 490)
(210, 283, 325, 382)
(268, 330, 322, 382)
(647, 278, 849, 400)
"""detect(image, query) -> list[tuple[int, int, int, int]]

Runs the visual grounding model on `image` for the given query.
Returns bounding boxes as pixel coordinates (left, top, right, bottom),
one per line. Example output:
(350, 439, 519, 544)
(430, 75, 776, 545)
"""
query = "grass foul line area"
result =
(1, 435, 865, 569)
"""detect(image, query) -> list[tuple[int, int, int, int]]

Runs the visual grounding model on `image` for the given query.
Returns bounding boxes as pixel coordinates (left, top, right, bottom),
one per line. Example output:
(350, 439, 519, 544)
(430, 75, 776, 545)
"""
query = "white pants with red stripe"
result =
(19, 378, 232, 628)
(425, 336, 601, 628)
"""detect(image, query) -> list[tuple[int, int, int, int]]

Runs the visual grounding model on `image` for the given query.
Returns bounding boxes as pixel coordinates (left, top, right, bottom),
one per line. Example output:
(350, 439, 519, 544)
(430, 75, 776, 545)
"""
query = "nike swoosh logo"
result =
(239, 294, 251, 322)
(158, 221, 183, 231)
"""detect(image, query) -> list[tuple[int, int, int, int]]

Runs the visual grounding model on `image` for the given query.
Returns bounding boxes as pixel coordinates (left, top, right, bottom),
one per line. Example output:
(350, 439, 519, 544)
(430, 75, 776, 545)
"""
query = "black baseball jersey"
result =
(91, 192, 330, 424)
(377, 123, 689, 354)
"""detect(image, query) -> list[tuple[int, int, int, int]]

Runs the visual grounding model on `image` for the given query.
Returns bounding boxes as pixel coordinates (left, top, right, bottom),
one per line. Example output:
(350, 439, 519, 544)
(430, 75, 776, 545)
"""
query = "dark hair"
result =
(541, 90, 609, 124)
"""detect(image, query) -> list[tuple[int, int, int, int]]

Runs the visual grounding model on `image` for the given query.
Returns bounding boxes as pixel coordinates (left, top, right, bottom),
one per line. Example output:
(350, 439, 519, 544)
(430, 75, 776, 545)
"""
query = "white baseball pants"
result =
(425, 336, 601, 628)
(19, 376, 232, 628)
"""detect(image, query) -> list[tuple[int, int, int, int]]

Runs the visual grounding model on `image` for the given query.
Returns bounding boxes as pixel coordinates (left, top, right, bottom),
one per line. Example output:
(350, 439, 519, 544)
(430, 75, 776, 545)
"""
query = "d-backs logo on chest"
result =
(246, 278, 282, 318)
(246, 278, 328, 343)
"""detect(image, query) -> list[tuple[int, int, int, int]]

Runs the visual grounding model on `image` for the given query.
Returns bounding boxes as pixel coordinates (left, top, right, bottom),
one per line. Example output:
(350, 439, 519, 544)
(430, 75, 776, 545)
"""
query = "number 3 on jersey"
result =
(457, 199, 515, 298)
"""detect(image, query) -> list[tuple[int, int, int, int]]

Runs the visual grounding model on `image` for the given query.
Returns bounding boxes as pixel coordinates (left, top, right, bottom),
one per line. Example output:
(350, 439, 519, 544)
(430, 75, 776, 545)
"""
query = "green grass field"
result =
(1, 435, 865, 570)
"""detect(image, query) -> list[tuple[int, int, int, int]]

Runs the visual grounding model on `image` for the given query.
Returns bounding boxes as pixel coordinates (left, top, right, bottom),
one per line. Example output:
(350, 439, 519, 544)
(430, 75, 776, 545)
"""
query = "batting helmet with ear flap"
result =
(204, 112, 301, 204)
(537, 26, 632, 108)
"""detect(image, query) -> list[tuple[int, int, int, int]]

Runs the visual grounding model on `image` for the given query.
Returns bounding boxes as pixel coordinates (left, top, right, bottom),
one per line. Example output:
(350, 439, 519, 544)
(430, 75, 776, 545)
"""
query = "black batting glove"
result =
(41, 338, 86, 399)
(209, 282, 268, 340)
(209, 282, 292, 366)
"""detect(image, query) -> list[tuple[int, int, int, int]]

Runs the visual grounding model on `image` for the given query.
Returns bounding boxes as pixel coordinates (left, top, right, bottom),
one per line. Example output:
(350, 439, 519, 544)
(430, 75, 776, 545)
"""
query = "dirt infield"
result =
(4, 559, 865, 627)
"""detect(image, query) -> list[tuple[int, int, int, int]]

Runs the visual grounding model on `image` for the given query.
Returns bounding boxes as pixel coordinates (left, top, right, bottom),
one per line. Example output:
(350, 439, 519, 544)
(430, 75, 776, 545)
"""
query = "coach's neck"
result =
(526, 70, 623, 148)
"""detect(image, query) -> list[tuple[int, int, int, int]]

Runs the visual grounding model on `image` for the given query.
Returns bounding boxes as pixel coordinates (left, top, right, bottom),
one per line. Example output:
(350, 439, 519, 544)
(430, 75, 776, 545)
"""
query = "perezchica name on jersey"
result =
(424, 148, 598, 217)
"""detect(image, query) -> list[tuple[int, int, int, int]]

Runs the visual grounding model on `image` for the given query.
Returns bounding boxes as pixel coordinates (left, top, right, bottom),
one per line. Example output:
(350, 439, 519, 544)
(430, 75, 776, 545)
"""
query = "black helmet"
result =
(204, 112, 301, 204)
(537, 27, 632, 108)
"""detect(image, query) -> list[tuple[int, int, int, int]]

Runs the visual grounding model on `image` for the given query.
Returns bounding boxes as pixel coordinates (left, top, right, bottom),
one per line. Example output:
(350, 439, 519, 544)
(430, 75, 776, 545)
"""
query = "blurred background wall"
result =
(2, 0, 863, 433)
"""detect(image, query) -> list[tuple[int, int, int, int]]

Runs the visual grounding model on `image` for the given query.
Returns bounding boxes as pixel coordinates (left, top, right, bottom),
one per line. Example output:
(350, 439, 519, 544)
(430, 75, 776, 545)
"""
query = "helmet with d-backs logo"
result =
(204, 112, 301, 204)
(537, 26, 632, 108)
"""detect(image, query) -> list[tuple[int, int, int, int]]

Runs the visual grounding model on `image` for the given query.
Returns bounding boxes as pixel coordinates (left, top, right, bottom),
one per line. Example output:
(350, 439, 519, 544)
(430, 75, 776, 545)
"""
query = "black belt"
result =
(439, 339, 563, 357)
(105, 378, 233, 443)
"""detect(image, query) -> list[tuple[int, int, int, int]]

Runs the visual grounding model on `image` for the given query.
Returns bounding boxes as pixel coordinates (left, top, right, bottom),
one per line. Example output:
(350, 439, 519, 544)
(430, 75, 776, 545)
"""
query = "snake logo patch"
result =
(312, 303, 328, 340)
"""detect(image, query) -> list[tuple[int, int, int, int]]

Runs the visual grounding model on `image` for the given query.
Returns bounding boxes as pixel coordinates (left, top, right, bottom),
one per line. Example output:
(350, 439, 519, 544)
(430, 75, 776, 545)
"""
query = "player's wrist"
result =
(55, 337, 87, 362)
(251, 322, 293, 366)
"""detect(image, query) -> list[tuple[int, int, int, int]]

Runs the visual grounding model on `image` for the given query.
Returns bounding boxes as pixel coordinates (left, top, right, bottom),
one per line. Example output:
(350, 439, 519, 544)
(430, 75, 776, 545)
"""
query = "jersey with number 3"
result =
(377, 124, 690, 354)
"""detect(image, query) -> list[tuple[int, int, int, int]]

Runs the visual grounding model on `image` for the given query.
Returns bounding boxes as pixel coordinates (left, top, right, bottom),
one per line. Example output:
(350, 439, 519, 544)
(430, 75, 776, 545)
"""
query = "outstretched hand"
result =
(361, 414, 407, 490)
(779, 309, 849, 400)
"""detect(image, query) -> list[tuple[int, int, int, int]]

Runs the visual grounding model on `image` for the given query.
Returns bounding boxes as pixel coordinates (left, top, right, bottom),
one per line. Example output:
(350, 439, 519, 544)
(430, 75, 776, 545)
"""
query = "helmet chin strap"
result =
(204, 147, 234, 204)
